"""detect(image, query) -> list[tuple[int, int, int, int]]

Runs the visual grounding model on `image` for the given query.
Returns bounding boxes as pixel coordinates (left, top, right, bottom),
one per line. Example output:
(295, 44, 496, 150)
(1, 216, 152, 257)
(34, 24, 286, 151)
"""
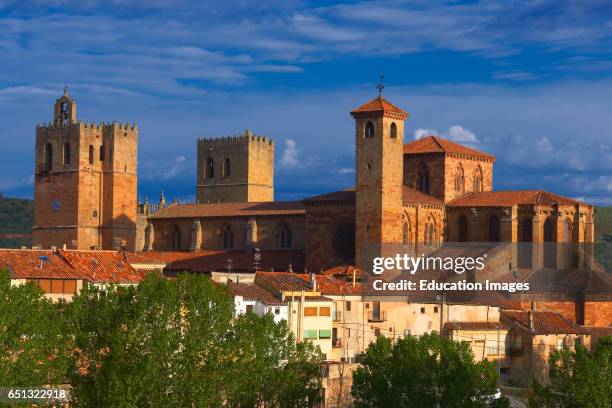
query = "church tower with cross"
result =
(350, 80, 409, 271)
(33, 88, 138, 251)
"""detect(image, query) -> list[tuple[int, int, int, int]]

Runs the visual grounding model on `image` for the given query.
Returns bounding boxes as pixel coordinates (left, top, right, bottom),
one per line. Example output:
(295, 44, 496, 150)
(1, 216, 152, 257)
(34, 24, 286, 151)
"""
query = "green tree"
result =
(352, 332, 510, 408)
(0, 270, 69, 387)
(223, 312, 323, 407)
(529, 337, 612, 408)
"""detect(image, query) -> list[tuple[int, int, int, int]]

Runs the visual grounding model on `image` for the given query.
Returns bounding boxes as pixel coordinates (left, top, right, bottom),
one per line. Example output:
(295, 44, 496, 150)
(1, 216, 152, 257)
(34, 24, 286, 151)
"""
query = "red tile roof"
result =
(59, 250, 145, 284)
(448, 190, 585, 207)
(322, 265, 363, 278)
(163, 250, 304, 273)
(125, 251, 201, 265)
(502, 310, 586, 335)
(226, 282, 285, 305)
(0, 249, 145, 284)
(350, 96, 408, 120)
(443, 321, 509, 331)
(0, 249, 82, 279)
(149, 201, 305, 219)
(404, 136, 495, 160)
(256, 272, 361, 295)
(304, 186, 443, 206)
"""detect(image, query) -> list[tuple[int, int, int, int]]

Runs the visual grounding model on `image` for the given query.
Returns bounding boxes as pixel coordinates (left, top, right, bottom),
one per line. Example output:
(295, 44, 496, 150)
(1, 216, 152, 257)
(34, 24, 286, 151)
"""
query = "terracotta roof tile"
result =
(0, 249, 145, 284)
(256, 272, 361, 295)
(58, 250, 145, 284)
(163, 250, 304, 273)
(304, 186, 443, 206)
(404, 136, 495, 160)
(226, 282, 285, 305)
(502, 310, 585, 335)
(0, 249, 82, 279)
(443, 321, 509, 331)
(350, 96, 408, 119)
(448, 190, 585, 207)
(149, 201, 305, 219)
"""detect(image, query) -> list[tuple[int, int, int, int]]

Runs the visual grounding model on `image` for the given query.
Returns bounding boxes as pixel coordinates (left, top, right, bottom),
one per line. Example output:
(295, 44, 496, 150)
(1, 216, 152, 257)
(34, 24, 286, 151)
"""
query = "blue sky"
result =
(0, 0, 611, 205)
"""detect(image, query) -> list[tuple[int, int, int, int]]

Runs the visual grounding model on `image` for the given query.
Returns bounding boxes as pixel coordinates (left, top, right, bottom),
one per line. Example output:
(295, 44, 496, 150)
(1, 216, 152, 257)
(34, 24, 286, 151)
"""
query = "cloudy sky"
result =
(0, 0, 611, 205)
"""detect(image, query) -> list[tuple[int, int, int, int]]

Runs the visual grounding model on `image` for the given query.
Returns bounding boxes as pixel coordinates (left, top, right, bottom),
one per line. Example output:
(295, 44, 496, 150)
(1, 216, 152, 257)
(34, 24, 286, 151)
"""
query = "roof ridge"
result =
(429, 135, 446, 151)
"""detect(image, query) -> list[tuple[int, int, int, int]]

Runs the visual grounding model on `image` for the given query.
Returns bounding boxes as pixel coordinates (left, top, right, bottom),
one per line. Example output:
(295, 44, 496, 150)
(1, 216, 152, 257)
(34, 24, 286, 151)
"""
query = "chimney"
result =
(62, 243, 67, 250)
(528, 310, 535, 333)
(309, 270, 316, 291)
(352, 267, 356, 287)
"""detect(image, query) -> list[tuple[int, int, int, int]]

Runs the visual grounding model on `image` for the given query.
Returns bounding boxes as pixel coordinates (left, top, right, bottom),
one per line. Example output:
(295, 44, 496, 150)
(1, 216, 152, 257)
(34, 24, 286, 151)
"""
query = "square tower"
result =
(196, 129, 274, 203)
(351, 96, 409, 271)
(33, 88, 138, 251)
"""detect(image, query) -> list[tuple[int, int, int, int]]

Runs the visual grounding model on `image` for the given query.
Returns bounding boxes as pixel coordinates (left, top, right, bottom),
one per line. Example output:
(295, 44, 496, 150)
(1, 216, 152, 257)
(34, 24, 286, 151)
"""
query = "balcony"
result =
(332, 311, 343, 322)
(368, 311, 387, 322)
(332, 338, 342, 348)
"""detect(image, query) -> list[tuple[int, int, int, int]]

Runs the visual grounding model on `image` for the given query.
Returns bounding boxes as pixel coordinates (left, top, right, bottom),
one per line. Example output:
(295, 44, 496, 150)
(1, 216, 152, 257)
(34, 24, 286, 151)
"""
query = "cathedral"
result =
(33, 89, 596, 276)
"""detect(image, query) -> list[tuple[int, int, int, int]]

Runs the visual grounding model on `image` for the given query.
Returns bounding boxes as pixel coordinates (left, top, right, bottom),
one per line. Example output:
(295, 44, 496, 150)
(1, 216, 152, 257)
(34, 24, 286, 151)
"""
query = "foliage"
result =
(0, 270, 69, 387)
(529, 337, 612, 408)
(351, 333, 510, 408)
(63, 273, 322, 407)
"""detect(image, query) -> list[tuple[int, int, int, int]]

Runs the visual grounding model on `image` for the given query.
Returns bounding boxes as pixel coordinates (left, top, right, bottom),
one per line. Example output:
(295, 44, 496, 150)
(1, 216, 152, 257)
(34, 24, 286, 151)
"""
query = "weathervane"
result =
(376, 74, 384, 95)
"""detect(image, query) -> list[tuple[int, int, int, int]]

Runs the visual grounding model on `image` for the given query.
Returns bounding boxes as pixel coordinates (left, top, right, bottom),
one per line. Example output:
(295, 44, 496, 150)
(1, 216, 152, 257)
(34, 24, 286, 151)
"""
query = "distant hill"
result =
(0, 194, 33, 248)
(0, 194, 609, 271)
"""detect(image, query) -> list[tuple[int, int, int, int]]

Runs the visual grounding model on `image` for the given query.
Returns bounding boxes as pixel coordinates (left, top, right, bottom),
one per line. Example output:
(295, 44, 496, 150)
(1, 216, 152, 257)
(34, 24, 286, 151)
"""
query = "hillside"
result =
(0, 194, 33, 248)
(0, 195, 609, 271)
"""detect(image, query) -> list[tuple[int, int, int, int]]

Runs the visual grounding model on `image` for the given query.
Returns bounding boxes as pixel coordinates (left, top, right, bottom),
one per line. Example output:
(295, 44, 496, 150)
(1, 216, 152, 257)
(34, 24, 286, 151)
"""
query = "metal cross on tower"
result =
(376, 74, 384, 95)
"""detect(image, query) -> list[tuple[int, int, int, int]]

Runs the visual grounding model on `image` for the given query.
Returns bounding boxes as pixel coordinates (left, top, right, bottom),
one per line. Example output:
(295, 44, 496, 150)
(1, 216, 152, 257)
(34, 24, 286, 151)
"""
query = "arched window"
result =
(518, 218, 533, 268)
(171, 225, 181, 250)
(390, 122, 397, 139)
(223, 226, 234, 249)
(454, 164, 465, 193)
(402, 220, 411, 246)
(280, 224, 292, 249)
(543, 217, 555, 268)
(63, 143, 71, 165)
(99, 145, 105, 161)
(365, 121, 375, 138)
(206, 157, 214, 179)
(473, 166, 483, 192)
(458, 215, 468, 242)
(88, 145, 94, 164)
(44, 143, 53, 171)
(416, 163, 430, 194)
(488, 214, 500, 242)
(223, 158, 231, 178)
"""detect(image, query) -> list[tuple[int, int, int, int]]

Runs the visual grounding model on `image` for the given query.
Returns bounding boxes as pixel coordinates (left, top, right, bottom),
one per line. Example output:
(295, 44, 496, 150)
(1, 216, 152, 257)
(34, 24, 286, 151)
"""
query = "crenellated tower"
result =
(196, 129, 274, 203)
(33, 88, 138, 251)
(351, 95, 409, 271)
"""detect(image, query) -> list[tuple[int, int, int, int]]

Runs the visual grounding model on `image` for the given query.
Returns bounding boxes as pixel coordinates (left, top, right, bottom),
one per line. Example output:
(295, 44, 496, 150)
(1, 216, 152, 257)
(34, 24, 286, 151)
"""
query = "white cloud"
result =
(413, 125, 477, 142)
(337, 167, 354, 174)
(280, 139, 299, 168)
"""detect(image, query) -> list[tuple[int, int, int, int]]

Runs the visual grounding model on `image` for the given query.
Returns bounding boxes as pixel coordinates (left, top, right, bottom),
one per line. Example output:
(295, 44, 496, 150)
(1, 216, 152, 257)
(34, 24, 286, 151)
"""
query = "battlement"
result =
(198, 129, 274, 146)
(36, 120, 138, 131)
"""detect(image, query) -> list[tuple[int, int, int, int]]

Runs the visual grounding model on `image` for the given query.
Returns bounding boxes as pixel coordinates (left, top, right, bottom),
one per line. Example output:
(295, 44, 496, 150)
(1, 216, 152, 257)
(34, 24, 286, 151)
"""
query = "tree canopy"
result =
(351, 333, 510, 408)
(529, 336, 612, 408)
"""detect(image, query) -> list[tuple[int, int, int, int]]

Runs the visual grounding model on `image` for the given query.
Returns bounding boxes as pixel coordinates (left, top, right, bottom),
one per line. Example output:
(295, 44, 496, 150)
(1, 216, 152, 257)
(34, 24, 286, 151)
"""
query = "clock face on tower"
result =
(51, 199, 61, 212)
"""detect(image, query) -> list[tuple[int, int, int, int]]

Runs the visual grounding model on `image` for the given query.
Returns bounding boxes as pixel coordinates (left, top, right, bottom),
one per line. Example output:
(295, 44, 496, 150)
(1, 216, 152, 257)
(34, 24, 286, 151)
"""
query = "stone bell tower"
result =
(33, 87, 138, 251)
(351, 94, 409, 271)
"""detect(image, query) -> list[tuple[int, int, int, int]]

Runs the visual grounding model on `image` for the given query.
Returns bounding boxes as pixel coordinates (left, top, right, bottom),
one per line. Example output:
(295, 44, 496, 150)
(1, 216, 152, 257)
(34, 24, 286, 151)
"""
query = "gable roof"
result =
(404, 136, 495, 160)
(448, 190, 584, 207)
(162, 250, 304, 273)
(0, 249, 144, 284)
(502, 310, 586, 335)
(350, 96, 409, 120)
(149, 201, 305, 219)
